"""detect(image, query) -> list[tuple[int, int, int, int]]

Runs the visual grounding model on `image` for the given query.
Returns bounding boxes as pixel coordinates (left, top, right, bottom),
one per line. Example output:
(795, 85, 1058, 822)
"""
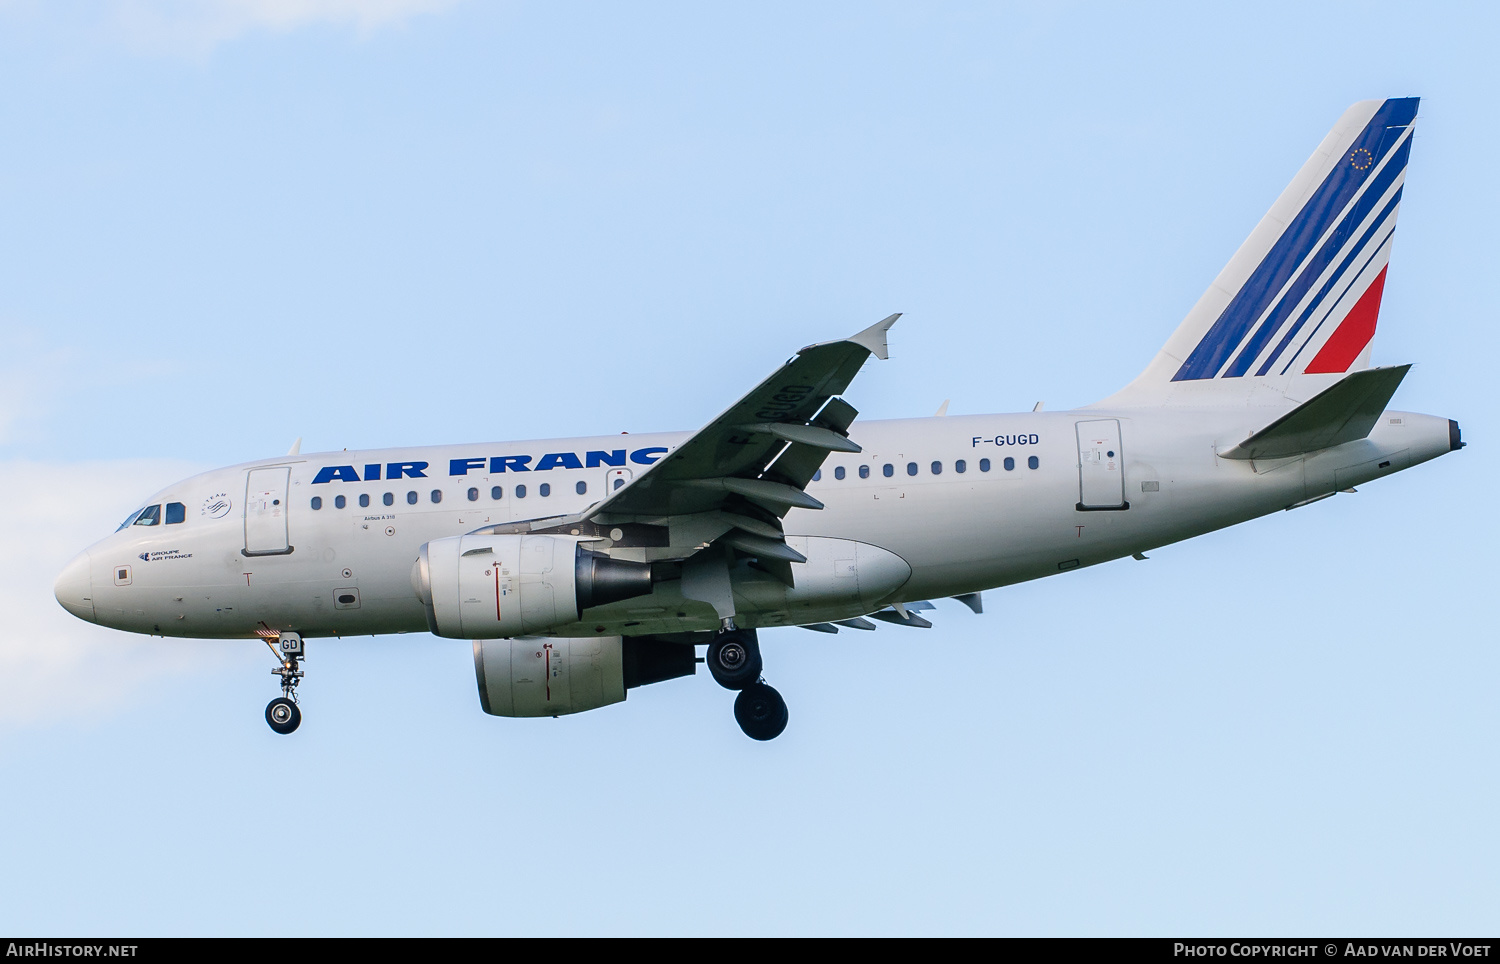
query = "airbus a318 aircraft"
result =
(54, 98, 1460, 740)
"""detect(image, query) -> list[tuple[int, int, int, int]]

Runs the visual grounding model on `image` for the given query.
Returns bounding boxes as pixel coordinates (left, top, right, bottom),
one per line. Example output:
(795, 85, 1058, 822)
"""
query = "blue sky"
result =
(1, 1, 1495, 935)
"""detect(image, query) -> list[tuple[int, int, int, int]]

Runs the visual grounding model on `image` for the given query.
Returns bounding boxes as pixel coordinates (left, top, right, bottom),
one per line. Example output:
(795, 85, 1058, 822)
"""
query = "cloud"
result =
(0, 330, 70, 448)
(0, 458, 236, 732)
(100, 0, 466, 57)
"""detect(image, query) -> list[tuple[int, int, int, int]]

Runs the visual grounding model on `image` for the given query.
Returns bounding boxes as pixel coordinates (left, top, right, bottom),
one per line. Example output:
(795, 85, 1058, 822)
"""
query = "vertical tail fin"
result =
(1104, 98, 1418, 407)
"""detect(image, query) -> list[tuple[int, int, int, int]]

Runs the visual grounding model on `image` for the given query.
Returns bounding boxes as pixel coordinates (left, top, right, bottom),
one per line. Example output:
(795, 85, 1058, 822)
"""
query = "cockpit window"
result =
(133, 504, 162, 526)
(165, 502, 186, 525)
(117, 508, 145, 531)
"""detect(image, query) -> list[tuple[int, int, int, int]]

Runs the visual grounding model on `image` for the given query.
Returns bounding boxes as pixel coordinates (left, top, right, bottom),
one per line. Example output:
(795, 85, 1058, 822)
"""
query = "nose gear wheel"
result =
(266, 697, 301, 734)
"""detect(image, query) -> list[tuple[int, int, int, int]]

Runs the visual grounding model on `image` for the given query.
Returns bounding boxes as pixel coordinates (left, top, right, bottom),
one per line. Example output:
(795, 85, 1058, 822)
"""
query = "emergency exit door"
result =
(1076, 419, 1128, 510)
(244, 466, 293, 555)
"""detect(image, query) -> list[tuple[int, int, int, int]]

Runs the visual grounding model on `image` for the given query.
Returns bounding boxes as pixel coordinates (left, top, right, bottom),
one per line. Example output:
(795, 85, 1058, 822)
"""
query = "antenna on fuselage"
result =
(287, 437, 302, 456)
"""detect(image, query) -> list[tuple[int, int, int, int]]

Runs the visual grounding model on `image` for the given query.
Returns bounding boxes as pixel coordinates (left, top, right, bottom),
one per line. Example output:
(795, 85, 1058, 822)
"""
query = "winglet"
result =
(287, 437, 302, 457)
(848, 313, 900, 360)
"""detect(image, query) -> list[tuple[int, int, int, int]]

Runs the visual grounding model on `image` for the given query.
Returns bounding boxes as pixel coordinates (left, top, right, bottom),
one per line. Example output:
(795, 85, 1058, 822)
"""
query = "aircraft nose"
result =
(54, 550, 96, 623)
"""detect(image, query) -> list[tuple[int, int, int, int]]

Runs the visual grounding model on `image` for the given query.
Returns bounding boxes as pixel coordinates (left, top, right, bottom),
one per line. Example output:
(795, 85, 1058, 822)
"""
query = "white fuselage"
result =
(54, 407, 1455, 641)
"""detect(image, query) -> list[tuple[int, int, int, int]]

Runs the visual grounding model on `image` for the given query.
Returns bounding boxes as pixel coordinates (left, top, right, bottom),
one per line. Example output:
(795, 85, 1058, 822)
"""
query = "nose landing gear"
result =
(264, 632, 304, 735)
(708, 628, 789, 741)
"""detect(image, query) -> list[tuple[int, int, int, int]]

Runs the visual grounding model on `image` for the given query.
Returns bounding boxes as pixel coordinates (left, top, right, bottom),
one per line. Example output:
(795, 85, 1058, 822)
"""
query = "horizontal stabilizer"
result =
(1219, 364, 1410, 460)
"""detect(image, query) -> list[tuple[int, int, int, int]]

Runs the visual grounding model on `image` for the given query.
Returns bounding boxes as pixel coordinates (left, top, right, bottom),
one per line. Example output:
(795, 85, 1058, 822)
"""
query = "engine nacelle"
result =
(473, 636, 625, 717)
(473, 635, 697, 718)
(412, 534, 652, 638)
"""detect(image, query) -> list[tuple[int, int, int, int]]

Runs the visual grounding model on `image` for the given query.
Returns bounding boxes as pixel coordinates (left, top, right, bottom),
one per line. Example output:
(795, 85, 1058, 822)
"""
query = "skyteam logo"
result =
(1173, 97, 1418, 381)
(200, 493, 232, 519)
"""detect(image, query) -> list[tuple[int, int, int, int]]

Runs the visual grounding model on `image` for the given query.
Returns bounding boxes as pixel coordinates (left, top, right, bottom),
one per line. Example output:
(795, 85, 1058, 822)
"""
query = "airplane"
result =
(53, 97, 1460, 741)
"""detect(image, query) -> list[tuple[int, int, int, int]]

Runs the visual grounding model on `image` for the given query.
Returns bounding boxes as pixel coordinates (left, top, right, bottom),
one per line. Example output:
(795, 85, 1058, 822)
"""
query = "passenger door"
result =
(244, 467, 293, 555)
(1075, 419, 1128, 510)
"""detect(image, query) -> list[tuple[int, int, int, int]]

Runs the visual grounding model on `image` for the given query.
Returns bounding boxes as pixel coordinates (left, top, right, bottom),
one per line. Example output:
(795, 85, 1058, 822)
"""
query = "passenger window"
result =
(406, 491, 417, 505)
(930, 461, 942, 475)
(383, 492, 394, 506)
(165, 502, 186, 524)
(431, 489, 442, 504)
(467, 487, 479, 502)
(834, 466, 845, 480)
(858, 465, 870, 479)
(539, 483, 551, 497)
(955, 460, 966, 474)
(813, 470, 822, 481)
(1004, 457, 1015, 471)
(310, 497, 322, 510)
(516, 485, 527, 499)
(980, 459, 991, 472)
(576, 481, 587, 495)
(906, 462, 917, 476)
(334, 495, 346, 509)
(491, 486, 503, 500)
(359, 494, 370, 508)
(883, 464, 894, 477)
(1028, 456, 1040, 470)
(134, 504, 161, 526)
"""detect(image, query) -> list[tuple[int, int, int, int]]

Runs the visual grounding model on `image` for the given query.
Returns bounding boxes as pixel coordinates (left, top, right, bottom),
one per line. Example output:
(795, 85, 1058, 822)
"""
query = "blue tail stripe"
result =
(1277, 223, 1397, 376)
(1224, 135, 1411, 377)
(1255, 184, 1404, 376)
(1171, 97, 1418, 381)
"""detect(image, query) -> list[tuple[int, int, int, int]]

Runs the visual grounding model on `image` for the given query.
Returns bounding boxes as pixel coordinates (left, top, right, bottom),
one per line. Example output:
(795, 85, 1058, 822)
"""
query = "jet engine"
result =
(473, 634, 697, 717)
(412, 534, 652, 638)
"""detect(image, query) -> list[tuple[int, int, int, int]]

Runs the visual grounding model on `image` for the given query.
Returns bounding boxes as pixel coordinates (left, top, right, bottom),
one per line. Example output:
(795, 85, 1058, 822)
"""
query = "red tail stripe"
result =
(1304, 266, 1388, 374)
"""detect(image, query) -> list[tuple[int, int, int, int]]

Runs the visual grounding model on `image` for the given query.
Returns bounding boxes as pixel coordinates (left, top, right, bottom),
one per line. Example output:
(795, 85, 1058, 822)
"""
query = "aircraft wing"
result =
(585, 313, 899, 570)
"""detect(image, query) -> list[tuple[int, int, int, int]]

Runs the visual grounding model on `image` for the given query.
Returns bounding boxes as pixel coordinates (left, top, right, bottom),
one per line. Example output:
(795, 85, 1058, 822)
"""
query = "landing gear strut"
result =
(707, 627, 789, 740)
(264, 632, 304, 735)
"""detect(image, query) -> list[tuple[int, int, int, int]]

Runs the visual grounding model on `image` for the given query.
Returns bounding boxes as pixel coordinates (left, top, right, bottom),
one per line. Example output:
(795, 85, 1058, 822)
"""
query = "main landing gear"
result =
(708, 628, 788, 741)
(264, 632, 304, 735)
